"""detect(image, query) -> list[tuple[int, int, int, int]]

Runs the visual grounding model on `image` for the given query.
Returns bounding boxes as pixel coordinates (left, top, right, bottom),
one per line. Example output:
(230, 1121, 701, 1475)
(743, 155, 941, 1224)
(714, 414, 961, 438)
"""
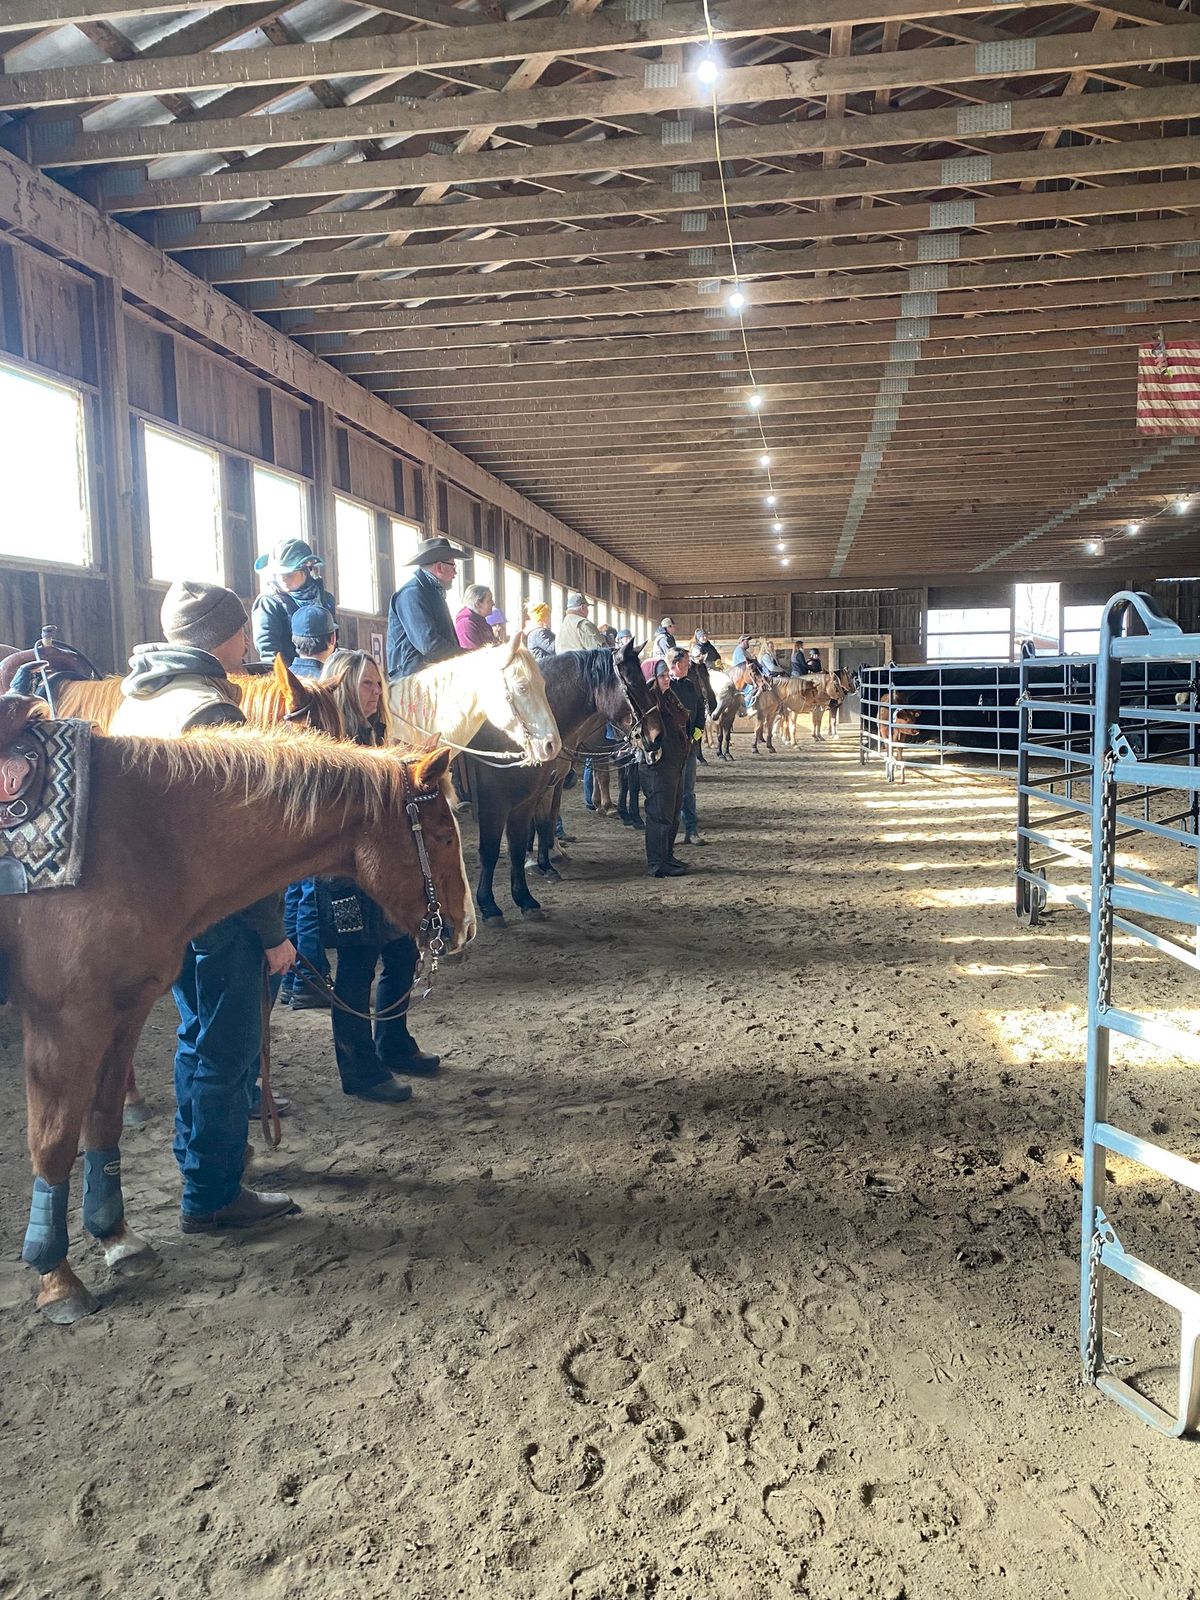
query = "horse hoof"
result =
(481, 911, 506, 925)
(103, 1230, 161, 1279)
(122, 1099, 152, 1130)
(38, 1284, 100, 1325)
(521, 906, 546, 921)
(537, 866, 562, 883)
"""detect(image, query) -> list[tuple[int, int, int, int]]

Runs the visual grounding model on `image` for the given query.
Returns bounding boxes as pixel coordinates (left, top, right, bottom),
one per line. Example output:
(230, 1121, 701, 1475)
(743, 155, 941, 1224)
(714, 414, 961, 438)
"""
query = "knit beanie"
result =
(160, 580, 248, 652)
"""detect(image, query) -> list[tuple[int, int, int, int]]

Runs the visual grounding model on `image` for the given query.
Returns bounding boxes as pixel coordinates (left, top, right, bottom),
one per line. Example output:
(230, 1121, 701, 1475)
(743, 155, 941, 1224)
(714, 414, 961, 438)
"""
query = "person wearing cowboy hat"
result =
(386, 536, 471, 680)
(555, 591, 604, 654)
(251, 538, 337, 668)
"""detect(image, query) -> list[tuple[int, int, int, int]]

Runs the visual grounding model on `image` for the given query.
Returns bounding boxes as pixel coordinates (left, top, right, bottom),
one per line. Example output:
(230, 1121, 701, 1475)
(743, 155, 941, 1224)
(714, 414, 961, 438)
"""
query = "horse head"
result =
(691, 658, 717, 715)
(355, 748, 476, 953)
(606, 639, 664, 763)
(270, 654, 345, 739)
(476, 634, 561, 765)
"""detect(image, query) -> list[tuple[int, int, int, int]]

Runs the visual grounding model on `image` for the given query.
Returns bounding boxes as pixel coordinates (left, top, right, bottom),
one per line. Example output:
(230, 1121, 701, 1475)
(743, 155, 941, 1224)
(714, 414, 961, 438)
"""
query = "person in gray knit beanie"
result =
(161, 580, 249, 653)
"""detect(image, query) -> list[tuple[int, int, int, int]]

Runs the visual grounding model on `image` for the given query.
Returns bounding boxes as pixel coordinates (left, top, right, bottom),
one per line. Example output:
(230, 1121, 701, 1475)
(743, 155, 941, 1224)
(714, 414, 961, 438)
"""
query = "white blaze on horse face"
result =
(481, 646, 560, 764)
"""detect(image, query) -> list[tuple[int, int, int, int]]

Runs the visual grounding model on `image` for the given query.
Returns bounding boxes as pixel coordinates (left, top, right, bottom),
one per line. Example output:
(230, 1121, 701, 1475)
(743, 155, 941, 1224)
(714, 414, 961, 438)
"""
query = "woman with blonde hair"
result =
(304, 648, 440, 1104)
(525, 600, 556, 665)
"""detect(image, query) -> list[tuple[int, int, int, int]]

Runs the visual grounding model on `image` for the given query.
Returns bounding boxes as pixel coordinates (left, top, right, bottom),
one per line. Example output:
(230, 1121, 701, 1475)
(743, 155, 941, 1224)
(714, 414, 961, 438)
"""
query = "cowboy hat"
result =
(405, 536, 472, 567)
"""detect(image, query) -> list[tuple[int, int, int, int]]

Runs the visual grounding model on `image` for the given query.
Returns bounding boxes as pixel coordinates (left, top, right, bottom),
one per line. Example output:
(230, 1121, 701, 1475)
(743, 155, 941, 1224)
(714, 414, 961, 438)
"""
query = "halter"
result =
(389, 664, 542, 767)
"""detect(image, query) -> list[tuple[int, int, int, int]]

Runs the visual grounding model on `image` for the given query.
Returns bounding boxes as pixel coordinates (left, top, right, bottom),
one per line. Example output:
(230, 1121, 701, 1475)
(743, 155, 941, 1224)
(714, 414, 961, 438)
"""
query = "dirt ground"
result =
(2, 722, 1200, 1600)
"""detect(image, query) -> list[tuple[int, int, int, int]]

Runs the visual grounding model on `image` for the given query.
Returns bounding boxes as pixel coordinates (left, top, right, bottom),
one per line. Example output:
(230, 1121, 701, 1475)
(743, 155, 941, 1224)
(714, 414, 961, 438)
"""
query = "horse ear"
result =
(504, 630, 525, 663)
(274, 653, 308, 708)
(413, 747, 451, 788)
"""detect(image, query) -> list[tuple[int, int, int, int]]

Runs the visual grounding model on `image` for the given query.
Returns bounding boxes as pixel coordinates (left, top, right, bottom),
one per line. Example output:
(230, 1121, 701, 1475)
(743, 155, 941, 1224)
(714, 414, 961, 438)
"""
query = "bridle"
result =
(558, 654, 662, 764)
(288, 761, 449, 1022)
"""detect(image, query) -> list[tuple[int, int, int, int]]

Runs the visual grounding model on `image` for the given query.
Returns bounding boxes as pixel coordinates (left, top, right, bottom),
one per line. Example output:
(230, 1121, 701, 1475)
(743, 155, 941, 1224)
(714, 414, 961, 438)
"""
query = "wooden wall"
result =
(0, 229, 655, 672)
(662, 588, 926, 661)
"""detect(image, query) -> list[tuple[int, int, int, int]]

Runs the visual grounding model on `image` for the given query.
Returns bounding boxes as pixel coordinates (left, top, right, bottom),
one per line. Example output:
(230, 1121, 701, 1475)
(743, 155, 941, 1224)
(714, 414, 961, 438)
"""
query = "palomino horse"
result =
(712, 665, 781, 755)
(52, 654, 346, 739)
(469, 643, 664, 922)
(0, 697, 473, 1325)
(386, 634, 559, 764)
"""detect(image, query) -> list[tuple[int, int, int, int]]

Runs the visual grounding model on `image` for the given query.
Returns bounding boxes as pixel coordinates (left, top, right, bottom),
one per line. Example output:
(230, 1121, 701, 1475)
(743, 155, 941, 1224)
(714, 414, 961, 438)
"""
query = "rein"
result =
(290, 762, 448, 1022)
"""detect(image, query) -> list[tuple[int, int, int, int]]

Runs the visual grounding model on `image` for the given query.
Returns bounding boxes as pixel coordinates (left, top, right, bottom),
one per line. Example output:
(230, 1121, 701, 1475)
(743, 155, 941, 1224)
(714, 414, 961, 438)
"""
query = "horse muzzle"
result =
(524, 733, 561, 765)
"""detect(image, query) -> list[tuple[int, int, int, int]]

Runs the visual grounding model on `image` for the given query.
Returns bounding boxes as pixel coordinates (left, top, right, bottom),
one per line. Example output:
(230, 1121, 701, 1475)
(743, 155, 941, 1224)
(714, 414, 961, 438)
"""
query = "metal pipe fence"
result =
(858, 659, 1022, 782)
(1078, 592, 1200, 1437)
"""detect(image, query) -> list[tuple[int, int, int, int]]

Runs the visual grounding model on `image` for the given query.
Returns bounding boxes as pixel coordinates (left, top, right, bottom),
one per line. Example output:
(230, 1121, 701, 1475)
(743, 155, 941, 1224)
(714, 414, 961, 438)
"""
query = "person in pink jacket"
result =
(454, 583, 495, 650)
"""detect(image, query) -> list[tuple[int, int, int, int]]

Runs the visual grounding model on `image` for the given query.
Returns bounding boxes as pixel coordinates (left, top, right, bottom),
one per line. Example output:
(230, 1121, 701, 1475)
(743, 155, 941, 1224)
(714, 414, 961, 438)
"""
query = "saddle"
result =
(0, 731, 46, 829)
(0, 627, 102, 699)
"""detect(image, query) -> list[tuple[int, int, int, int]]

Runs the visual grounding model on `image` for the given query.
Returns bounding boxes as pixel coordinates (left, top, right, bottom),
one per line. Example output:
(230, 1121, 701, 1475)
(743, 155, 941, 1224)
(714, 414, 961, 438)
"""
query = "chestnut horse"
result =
(0, 698, 472, 1325)
(53, 654, 346, 739)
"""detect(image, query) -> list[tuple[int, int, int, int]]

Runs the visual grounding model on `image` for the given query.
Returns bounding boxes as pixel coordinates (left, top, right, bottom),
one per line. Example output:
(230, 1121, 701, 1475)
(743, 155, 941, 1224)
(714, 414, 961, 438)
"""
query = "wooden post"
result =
(92, 273, 137, 669)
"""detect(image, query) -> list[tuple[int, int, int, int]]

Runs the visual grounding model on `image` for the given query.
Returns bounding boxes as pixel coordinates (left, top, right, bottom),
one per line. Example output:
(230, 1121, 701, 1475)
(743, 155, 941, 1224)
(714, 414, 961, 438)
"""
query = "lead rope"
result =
(258, 967, 282, 1149)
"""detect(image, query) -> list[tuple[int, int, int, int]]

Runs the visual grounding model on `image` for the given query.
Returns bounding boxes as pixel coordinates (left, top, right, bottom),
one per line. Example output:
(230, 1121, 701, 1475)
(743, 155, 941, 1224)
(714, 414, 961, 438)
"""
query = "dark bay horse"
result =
(467, 642, 664, 922)
(0, 698, 472, 1324)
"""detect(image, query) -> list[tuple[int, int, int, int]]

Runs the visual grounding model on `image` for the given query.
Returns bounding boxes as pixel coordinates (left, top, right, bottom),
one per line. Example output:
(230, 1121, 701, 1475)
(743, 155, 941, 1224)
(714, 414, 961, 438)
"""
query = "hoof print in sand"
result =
(523, 1439, 605, 1496)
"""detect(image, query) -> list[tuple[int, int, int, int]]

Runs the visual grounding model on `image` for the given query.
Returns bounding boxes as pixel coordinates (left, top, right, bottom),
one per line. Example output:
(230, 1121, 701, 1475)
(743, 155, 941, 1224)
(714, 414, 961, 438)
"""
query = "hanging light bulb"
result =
(1175, 495, 1194, 514)
(694, 49, 721, 86)
(776, 541, 786, 551)
(746, 391, 763, 410)
(1085, 538, 1104, 557)
(765, 494, 777, 507)
(1127, 521, 1141, 536)
(780, 557, 790, 567)
(772, 520, 783, 533)
(726, 285, 747, 313)
(759, 453, 771, 469)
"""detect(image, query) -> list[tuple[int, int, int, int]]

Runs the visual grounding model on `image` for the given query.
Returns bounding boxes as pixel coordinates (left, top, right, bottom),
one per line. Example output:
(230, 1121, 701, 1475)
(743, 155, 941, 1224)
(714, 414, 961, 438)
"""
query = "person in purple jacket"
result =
(455, 584, 495, 651)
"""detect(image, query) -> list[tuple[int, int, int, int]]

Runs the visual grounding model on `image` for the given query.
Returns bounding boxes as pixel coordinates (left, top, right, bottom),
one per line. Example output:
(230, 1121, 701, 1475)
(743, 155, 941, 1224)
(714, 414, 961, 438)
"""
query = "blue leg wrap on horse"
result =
(22, 1176, 70, 1274)
(82, 1148, 124, 1239)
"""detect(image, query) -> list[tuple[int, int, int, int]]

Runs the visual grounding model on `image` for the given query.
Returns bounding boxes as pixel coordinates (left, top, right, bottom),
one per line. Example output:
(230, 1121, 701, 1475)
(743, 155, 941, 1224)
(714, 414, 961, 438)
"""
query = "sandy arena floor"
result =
(2, 724, 1200, 1600)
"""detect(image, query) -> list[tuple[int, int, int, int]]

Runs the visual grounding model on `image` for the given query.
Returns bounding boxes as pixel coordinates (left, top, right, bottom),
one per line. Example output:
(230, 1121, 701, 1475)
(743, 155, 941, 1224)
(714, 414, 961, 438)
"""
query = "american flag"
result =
(1137, 337, 1200, 436)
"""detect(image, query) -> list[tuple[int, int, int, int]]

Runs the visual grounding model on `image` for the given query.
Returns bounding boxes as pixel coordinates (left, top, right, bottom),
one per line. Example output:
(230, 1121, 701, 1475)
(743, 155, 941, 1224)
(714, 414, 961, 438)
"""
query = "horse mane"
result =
(541, 647, 614, 697)
(54, 676, 125, 728)
(111, 725, 431, 833)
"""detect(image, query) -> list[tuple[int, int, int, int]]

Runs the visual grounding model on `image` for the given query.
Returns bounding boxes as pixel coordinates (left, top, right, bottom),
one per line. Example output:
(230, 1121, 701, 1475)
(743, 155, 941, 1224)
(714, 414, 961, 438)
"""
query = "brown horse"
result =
(0, 697, 472, 1325)
(53, 654, 345, 739)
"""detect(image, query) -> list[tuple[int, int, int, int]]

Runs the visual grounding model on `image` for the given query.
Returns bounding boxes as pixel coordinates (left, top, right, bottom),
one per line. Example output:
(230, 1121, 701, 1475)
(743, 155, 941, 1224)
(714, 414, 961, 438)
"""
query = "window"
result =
(926, 606, 1011, 662)
(444, 558, 465, 619)
(527, 570, 546, 609)
(335, 496, 377, 614)
(1063, 603, 1105, 655)
(252, 466, 308, 575)
(504, 564, 524, 635)
(390, 516, 422, 578)
(1014, 581, 1060, 655)
(144, 424, 223, 583)
(471, 550, 495, 606)
(0, 362, 91, 567)
(550, 583, 565, 632)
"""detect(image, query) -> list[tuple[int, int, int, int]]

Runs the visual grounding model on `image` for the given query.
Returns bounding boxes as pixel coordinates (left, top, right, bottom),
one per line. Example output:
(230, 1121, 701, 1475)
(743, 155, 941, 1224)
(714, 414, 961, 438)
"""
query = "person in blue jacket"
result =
(252, 538, 337, 667)
(386, 536, 470, 679)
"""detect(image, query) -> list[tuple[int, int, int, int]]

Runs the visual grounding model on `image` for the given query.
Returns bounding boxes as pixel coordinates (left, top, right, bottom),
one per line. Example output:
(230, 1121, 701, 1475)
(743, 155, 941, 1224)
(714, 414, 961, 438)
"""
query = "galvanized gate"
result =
(1080, 592, 1200, 1436)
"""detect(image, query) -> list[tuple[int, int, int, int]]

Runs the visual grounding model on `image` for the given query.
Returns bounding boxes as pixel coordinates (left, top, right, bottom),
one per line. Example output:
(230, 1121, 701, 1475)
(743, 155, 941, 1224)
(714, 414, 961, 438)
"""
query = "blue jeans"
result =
(682, 748, 698, 835)
(332, 937, 420, 1091)
(583, 759, 595, 809)
(282, 878, 328, 997)
(172, 914, 262, 1216)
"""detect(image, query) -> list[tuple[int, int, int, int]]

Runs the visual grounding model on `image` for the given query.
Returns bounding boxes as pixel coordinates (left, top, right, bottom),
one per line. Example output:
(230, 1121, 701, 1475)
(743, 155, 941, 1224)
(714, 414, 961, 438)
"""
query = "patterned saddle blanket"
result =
(0, 717, 91, 894)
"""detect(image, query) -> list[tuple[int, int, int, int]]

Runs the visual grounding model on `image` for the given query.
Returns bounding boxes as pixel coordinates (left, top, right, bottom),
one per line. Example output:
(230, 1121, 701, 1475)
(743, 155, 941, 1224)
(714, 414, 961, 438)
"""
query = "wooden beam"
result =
(95, 81, 1198, 213)
(0, 0, 1042, 109)
(200, 197, 1200, 297)
(28, 22, 1200, 167)
(0, 0, 204, 29)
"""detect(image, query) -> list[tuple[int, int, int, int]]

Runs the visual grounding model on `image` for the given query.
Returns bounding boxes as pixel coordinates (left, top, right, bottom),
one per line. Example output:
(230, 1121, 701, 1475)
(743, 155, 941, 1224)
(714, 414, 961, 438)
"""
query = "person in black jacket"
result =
(386, 536, 469, 679)
(691, 629, 721, 669)
(668, 648, 706, 847)
(252, 538, 337, 667)
(790, 640, 808, 677)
